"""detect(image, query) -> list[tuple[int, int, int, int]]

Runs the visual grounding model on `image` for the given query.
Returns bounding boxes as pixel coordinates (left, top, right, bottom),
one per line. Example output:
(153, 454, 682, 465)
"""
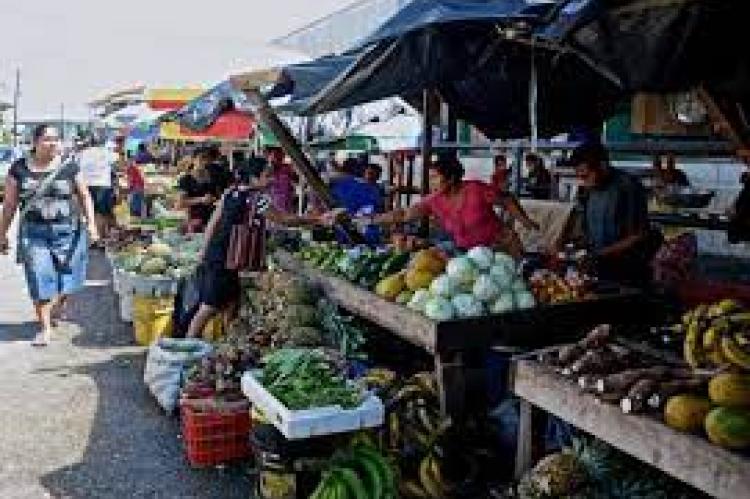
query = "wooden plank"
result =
(275, 250, 438, 354)
(512, 360, 750, 499)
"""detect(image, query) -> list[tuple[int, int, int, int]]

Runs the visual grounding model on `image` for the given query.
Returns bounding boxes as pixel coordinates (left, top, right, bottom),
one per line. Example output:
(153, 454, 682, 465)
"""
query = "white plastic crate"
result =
(241, 370, 384, 440)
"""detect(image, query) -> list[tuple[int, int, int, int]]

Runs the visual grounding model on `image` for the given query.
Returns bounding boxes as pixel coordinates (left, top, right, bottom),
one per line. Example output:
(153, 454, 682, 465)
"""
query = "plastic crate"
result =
(241, 371, 383, 440)
(180, 397, 252, 467)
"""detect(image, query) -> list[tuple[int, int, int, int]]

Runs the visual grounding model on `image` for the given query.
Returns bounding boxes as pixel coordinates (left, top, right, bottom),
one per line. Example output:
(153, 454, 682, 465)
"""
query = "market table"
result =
(511, 358, 750, 499)
(274, 250, 659, 419)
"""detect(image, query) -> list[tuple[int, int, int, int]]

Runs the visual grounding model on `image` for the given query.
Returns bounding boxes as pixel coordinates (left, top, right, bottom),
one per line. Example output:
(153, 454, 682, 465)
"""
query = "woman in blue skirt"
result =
(0, 124, 99, 346)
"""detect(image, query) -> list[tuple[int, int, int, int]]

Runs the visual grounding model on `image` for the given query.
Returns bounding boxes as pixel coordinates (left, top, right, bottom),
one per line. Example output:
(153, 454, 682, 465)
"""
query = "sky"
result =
(0, 0, 348, 120)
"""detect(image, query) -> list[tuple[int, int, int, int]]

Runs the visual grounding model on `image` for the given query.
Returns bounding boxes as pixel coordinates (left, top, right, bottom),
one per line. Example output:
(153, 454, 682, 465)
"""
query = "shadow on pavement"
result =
(38, 351, 251, 498)
(38, 253, 251, 497)
(0, 322, 38, 343)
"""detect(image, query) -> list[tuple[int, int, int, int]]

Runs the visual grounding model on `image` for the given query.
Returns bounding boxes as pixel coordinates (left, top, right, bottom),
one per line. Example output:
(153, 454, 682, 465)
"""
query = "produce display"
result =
(535, 316, 750, 452)
(259, 348, 364, 411)
(511, 437, 704, 499)
(528, 269, 593, 305)
(110, 234, 202, 279)
(240, 270, 368, 357)
(678, 299, 750, 370)
(310, 445, 396, 499)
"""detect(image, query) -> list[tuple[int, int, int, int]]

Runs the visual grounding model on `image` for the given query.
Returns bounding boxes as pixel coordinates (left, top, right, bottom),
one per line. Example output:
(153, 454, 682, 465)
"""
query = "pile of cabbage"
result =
(405, 246, 535, 321)
(112, 235, 202, 279)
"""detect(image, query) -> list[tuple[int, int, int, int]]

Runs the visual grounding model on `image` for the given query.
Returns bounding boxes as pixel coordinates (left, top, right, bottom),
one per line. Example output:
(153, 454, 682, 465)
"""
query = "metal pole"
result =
(421, 89, 434, 236)
(12, 68, 19, 149)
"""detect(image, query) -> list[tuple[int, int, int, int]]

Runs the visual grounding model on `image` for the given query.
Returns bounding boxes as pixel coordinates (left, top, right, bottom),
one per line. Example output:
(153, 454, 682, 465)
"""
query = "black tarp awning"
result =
(356, 0, 553, 46)
(297, 0, 750, 139)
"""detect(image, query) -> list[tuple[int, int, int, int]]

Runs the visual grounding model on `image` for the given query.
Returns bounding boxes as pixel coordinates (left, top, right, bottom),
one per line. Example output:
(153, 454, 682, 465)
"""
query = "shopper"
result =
(569, 141, 657, 287)
(660, 153, 690, 188)
(186, 165, 327, 338)
(0, 124, 99, 346)
(177, 148, 218, 233)
(78, 139, 117, 241)
(525, 153, 552, 199)
(126, 153, 146, 218)
(354, 153, 539, 257)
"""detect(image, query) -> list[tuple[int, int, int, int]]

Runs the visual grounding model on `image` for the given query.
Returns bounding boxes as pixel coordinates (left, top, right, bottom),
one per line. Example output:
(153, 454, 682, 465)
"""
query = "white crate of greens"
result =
(240, 349, 383, 440)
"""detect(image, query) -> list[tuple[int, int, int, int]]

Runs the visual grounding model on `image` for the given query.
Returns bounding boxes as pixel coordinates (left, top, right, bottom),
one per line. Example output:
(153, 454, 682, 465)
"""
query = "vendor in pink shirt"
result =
(261, 146, 297, 214)
(357, 153, 538, 257)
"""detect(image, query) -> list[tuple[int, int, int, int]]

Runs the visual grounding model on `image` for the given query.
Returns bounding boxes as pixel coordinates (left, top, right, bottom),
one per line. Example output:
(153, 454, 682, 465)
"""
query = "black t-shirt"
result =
(10, 158, 80, 224)
(207, 161, 232, 197)
(177, 174, 214, 224)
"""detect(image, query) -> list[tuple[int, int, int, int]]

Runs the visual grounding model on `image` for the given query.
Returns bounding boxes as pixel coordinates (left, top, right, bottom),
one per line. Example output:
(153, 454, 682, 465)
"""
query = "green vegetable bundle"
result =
(260, 348, 363, 410)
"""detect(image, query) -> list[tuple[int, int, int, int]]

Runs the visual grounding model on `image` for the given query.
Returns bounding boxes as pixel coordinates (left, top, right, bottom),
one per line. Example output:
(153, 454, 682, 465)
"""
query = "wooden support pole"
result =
(242, 88, 363, 242)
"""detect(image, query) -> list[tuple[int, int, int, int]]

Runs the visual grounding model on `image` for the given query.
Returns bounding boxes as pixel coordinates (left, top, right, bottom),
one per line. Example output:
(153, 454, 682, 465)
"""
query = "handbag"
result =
(14, 152, 75, 264)
(225, 191, 266, 271)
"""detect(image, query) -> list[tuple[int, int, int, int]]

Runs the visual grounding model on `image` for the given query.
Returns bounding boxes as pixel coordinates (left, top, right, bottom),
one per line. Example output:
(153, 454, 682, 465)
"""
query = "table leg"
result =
(434, 352, 465, 420)
(515, 399, 533, 480)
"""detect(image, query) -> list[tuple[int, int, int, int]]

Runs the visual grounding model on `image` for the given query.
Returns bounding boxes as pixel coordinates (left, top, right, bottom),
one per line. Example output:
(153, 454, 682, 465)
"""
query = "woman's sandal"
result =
(31, 332, 50, 347)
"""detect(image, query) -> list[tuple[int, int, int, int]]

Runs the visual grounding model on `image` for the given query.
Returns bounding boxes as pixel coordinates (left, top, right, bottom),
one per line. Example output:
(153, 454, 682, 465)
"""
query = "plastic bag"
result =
(143, 338, 213, 413)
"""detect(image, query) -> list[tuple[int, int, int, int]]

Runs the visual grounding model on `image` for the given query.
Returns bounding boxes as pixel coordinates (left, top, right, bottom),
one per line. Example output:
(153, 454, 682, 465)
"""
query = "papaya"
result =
(663, 394, 713, 433)
(709, 373, 750, 408)
(704, 406, 750, 449)
(375, 273, 405, 301)
(410, 249, 446, 274)
(405, 268, 436, 291)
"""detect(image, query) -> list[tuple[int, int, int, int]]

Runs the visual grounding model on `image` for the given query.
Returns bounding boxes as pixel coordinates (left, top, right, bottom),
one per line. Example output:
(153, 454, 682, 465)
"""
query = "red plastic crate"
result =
(180, 397, 252, 467)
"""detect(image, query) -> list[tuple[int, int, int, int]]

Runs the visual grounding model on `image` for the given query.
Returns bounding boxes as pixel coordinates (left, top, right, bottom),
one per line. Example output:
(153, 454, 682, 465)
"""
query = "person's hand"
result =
(0, 234, 9, 255)
(321, 208, 347, 227)
(202, 194, 216, 204)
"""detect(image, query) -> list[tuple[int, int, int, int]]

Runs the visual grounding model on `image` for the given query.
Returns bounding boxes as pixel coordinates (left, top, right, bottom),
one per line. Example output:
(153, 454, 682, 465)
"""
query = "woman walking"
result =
(0, 124, 99, 346)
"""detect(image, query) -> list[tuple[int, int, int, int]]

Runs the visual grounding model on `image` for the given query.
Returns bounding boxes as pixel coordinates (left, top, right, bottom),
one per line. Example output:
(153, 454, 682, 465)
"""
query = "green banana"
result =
(353, 446, 396, 495)
(335, 466, 369, 499)
(347, 452, 384, 499)
(310, 472, 335, 499)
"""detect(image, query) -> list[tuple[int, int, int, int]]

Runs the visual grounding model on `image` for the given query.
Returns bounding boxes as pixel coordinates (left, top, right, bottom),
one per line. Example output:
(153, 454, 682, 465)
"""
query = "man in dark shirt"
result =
(569, 142, 653, 286)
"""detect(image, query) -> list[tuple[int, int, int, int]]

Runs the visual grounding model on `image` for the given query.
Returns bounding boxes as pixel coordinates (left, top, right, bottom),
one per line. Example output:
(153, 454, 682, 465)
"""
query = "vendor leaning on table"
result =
(343, 152, 540, 258)
(186, 164, 332, 339)
(568, 141, 659, 287)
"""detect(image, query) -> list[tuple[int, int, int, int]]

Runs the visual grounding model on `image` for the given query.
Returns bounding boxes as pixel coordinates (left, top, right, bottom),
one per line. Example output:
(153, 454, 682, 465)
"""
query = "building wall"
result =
(273, 0, 412, 57)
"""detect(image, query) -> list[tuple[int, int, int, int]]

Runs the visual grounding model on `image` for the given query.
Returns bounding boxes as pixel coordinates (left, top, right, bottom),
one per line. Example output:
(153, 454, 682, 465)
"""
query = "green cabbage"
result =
(467, 246, 494, 270)
(451, 294, 485, 318)
(424, 296, 455, 321)
(408, 289, 432, 312)
(446, 256, 477, 286)
(472, 274, 501, 302)
(430, 274, 457, 298)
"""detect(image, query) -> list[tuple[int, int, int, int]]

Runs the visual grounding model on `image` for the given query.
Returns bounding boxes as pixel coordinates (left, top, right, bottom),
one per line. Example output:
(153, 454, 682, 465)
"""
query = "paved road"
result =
(0, 245, 251, 498)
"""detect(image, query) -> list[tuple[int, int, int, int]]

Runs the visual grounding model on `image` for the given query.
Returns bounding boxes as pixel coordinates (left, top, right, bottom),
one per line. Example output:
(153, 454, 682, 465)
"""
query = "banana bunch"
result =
(309, 446, 396, 499)
(682, 299, 750, 370)
(398, 453, 455, 498)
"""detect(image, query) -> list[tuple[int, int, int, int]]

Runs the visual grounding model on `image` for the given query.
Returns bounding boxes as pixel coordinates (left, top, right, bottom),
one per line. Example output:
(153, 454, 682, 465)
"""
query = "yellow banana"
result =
(703, 319, 729, 350)
(400, 479, 430, 498)
(419, 455, 445, 498)
(388, 412, 401, 449)
(707, 299, 740, 318)
(411, 372, 438, 396)
(684, 319, 706, 368)
(721, 336, 750, 370)
(734, 331, 750, 348)
(707, 347, 728, 367)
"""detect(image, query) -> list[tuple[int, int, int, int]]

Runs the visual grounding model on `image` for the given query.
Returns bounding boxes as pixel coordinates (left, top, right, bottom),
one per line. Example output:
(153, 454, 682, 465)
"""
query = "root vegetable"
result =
(647, 378, 708, 410)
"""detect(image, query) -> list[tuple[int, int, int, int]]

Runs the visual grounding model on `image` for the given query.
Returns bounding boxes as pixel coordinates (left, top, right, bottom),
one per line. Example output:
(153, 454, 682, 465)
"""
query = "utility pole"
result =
(60, 103, 65, 140)
(12, 68, 19, 149)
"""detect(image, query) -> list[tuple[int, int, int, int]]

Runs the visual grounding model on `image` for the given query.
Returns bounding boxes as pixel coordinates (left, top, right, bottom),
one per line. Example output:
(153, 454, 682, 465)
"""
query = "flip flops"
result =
(31, 332, 50, 347)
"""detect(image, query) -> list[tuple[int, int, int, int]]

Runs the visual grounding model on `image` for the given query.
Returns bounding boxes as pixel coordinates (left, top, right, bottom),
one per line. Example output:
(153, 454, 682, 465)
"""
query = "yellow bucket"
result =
(133, 295, 174, 346)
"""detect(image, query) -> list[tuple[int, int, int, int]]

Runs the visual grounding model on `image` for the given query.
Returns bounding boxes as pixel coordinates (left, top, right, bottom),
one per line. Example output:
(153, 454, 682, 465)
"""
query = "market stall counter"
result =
(274, 249, 659, 419)
(511, 357, 750, 499)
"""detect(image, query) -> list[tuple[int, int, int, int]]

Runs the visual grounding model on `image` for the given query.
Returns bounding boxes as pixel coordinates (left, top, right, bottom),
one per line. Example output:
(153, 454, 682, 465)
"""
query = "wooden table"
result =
(512, 359, 750, 499)
(275, 250, 657, 419)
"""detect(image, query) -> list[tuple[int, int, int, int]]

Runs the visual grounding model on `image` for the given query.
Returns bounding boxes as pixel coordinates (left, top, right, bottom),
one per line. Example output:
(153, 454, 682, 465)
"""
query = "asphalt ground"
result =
(0, 245, 252, 499)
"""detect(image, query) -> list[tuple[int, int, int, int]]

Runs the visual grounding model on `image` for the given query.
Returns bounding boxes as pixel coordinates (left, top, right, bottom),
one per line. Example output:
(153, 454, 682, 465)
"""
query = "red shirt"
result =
(126, 162, 145, 191)
(418, 180, 504, 249)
